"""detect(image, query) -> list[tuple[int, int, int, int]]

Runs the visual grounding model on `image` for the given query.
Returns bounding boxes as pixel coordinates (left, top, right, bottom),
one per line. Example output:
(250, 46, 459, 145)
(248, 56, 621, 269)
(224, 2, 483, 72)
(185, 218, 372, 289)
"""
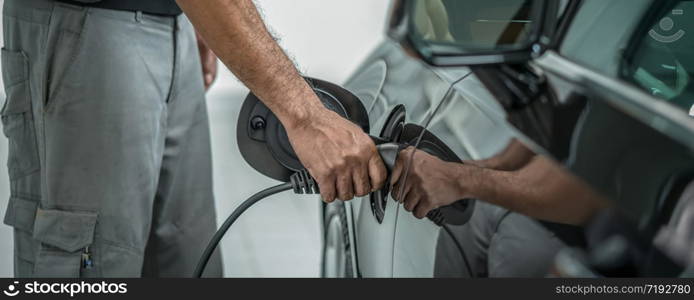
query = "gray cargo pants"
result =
(1, 0, 223, 277)
(435, 202, 565, 277)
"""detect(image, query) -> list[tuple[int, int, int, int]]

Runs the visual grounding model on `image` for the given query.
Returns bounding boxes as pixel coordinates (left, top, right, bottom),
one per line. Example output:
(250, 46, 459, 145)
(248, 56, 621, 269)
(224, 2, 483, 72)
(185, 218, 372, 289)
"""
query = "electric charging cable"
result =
(193, 171, 318, 277)
(193, 143, 474, 277)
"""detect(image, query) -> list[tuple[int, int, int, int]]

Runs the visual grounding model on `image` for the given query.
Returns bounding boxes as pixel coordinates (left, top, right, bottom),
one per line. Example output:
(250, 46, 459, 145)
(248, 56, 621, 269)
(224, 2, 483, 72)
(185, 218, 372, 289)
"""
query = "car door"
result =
(388, 0, 694, 277)
(388, 0, 563, 277)
(390, 73, 518, 277)
(342, 39, 470, 276)
(533, 0, 694, 231)
(466, 0, 694, 275)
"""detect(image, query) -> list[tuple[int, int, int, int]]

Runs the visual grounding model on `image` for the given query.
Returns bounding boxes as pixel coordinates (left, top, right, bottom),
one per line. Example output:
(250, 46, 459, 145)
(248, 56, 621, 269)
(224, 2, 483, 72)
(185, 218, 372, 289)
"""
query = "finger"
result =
(391, 180, 403, 202)
(400, 176, 415, 203)
(389, 155, 404, 187)
(414, 201, 434, 219)
(207, 53, 218, 75)
(201, 49, 217, 89)
(317, 174, 337, 203)
(205, 74, 215, 88)
(368, 153, 387, 192)
(391, 173, 414, 203)
(353, 162, 371, 197)
(336, 173, 354, 201)
(389, 147, 414, 187)
(403, 190, 421, 212)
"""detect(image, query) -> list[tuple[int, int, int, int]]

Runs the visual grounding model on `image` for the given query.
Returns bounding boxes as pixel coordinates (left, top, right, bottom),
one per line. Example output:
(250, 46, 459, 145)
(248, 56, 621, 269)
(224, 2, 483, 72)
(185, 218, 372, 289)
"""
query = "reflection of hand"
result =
(286, 106, 387, 203)
(389, 147, 476, 219)
(196, 32, 218, 90)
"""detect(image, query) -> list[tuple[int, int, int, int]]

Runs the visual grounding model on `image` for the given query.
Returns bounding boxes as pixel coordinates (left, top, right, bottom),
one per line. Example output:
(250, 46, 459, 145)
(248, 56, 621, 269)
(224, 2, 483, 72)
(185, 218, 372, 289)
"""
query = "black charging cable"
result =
(193, 182, 291, 277)
(441, 224, 474, 278)
(193, 166, 474, 277)
(193, 171, 318, 278)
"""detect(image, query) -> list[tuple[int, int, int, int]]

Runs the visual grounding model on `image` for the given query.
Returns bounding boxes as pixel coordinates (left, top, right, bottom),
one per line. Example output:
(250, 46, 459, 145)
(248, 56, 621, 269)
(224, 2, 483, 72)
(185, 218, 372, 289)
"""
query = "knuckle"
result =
(314, 174, 327, 184)
(372, 172, 388, 185)
(350, 148, 363, 159)
(362, 147, 375, 159)
(356, 186, 369, 197)
(376, 173, 387, 185)
(354, 186, 366, 197)
(335, 158, 347, 169)
(310, 169, 330, 183)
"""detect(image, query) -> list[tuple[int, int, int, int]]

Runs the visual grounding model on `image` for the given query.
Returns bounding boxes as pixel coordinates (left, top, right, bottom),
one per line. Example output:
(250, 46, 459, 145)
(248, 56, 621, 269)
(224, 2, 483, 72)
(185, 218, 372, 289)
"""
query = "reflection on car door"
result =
(390, 73, 517, 277)
(342, 41, 469, 277)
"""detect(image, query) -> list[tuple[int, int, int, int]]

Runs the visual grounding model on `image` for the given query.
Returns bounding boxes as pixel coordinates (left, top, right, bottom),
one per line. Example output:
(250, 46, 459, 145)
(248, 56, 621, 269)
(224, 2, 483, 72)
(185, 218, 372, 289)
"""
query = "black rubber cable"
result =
(442, 224, 475, 278)
(193, 183, 294, 278)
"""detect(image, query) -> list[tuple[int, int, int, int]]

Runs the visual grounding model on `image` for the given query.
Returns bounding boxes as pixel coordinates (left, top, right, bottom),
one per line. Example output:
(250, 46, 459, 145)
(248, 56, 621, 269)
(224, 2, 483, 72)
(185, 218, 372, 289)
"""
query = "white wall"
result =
(0, 0, 390, 277)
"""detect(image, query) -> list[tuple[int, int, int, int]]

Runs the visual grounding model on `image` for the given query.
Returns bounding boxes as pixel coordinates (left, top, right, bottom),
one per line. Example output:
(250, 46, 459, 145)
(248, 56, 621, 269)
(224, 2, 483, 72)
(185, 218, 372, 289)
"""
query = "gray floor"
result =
(0, 0, 390, 277)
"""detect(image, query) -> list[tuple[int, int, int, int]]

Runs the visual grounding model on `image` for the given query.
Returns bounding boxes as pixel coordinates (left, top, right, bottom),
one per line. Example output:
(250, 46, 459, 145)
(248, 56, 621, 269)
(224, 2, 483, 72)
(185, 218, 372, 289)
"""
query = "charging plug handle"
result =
(374, 142, 473, 226)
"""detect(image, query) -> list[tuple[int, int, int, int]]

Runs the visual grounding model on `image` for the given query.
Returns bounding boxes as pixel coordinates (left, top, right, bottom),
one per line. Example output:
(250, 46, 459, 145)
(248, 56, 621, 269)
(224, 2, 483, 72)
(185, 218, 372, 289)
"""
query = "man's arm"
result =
(176, 0, 387, 202)
(390, 148, 609, 225)
(463, 139, 536, 171)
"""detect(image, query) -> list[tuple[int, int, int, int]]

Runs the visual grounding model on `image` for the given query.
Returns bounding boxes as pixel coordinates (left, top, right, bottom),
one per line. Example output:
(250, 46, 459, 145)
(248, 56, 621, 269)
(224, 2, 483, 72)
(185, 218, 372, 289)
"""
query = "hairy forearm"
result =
(464, 139, 536, 171)
(462, 156, 609, 225)
(176, 0, 323, 128)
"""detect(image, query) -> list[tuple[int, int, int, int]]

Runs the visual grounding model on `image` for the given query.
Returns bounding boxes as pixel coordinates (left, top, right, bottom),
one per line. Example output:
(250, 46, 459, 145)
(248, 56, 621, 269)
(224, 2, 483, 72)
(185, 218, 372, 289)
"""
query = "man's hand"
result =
(287, 106, 387, 202)
(390, 147, 610, 225)
(177, 0, 386, 202)
(196, 32, 217, 90)
(390, 147, 475, 219)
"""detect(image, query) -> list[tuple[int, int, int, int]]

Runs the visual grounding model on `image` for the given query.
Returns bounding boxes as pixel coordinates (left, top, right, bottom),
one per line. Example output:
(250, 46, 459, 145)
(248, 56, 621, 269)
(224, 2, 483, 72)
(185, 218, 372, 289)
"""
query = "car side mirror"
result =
(387, 0, 554, 66)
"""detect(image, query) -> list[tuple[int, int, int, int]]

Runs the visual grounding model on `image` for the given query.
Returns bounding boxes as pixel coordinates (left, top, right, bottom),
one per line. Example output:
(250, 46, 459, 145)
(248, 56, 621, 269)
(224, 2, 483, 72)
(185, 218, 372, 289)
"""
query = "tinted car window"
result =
(622, 1, 694, 115)
(411, 0, 535, 50)
(560, 0, 651, 76)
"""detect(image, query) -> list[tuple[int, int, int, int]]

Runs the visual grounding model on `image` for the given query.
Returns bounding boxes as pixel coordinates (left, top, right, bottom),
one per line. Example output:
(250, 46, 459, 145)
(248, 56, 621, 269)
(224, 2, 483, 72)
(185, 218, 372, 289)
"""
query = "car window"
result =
(621, 1, 694, 116)
(560, 0, 651, 76)
(412, 0, 536, 51)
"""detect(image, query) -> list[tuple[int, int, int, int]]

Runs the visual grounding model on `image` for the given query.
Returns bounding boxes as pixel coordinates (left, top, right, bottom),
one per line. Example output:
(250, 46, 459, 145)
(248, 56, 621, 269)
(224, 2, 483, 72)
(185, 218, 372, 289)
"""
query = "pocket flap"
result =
(1, 48, 28, 87)
(32, 208, 97, 252)
(3, 197, 38, 233)
(1, 48, 30, 115)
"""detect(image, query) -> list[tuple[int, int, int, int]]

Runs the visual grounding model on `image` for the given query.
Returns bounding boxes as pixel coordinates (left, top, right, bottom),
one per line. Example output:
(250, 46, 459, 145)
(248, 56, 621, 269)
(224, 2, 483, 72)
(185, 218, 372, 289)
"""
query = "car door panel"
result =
(392, 206, 439, 277)
(535, 51, 694, 227)
(390, 74, 517, 277)
(342, 40, 471, 277)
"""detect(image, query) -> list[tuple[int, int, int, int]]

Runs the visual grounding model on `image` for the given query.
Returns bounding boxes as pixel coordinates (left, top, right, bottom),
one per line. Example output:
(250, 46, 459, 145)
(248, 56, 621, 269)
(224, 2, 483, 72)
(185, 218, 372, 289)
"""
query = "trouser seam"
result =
(164, 17, 179, 103)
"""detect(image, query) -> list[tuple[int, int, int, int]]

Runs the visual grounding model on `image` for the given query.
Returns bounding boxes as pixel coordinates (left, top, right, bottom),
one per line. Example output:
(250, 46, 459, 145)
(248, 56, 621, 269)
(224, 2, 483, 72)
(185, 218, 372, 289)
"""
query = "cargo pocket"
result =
(32, 208, 97, 278)
(1, 48, 39, 180)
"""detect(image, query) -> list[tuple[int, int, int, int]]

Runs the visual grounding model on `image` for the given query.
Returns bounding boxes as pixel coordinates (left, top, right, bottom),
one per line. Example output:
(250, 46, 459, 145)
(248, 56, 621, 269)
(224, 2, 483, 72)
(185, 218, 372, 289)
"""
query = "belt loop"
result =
(135, 10, 143, 23)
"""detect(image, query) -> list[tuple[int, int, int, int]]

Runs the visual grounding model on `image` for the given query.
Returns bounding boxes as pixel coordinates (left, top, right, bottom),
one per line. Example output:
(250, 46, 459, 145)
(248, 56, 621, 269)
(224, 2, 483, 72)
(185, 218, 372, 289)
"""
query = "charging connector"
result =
(290, 170, 320, 194)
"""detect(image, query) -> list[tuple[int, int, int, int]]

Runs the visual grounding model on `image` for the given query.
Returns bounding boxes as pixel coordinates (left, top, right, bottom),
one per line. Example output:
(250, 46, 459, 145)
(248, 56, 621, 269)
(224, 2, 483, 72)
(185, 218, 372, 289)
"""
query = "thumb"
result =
(389, 155, 404, 187)
(368, 153, 388, 192)
(390, 147, 415, 186)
